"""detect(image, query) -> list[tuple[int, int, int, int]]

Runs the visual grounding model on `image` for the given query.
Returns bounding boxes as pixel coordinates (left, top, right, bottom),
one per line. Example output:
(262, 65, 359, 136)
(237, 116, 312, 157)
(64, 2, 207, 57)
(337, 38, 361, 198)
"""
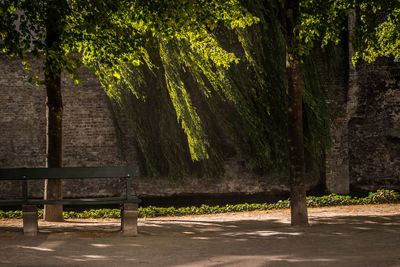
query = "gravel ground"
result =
(0, 204, 399, 266)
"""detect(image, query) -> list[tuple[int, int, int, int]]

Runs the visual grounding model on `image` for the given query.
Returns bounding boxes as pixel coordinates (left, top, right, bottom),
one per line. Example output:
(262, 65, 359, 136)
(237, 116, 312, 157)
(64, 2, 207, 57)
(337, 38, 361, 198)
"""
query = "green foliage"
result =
(0, 0, 258, 177)
(364, 189, 400, 204)
(351, 1, 400, 63)
(295, 0, 350, 56)
(108, 0, 333, 178)
(1, 190, 398, 219)
(292, 0, 400, 64)
(224, 0, 289, 173)
(62, 209, 121, 219)
(302, 50, 332, 169)
(306, 189, 400, 207)
(0, 210, 22, 219)
(306, 194, 356, 207)
(0, 0, 257, 82)
(0, 0, 258, 179)
(2, 0, 399, 180)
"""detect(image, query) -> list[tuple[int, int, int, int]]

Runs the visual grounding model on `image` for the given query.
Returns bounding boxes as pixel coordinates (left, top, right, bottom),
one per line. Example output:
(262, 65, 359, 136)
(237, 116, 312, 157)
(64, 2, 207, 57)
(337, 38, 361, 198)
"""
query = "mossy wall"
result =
(1, 1, 398, 199)
(109, 0, 331, 183)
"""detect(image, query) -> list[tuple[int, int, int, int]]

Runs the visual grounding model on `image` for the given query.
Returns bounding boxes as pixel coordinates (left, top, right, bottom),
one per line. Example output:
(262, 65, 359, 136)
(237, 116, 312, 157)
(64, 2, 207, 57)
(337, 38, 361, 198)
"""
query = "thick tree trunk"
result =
(43, 58, 63, 221)
(286, 56, 308, 226)
(285, 0, 309, 227)
(43, 0, 65, 222)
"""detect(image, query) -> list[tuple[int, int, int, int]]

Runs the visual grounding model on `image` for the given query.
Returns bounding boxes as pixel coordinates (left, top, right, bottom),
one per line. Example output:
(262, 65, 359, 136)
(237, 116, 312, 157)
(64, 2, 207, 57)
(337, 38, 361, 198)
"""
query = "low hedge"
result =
(0, 189, 398, 219)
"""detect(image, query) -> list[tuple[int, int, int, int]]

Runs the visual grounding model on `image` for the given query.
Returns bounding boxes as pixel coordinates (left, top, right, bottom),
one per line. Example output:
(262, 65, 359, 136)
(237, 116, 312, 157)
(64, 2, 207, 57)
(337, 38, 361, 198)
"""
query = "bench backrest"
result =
(0, 166, 139, 180)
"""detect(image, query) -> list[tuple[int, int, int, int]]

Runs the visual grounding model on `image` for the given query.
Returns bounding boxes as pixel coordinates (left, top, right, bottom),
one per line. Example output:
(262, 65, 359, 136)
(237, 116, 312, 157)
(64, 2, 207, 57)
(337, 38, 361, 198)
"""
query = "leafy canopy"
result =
(292, 0, 400, 63)
(2, 0, 399, 164)
(0, 0, 258, 82)
(1, 0, 258, 161)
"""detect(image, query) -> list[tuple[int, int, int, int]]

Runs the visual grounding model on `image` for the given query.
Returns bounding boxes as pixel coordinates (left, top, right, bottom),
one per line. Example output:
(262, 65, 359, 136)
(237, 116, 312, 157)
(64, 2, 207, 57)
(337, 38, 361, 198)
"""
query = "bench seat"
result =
(0, 166, 141, 236)
(0, 197, 141, 206)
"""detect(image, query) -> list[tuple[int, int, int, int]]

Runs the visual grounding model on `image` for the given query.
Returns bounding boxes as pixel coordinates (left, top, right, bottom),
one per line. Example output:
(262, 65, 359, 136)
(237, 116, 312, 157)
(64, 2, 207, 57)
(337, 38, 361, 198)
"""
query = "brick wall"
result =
(0, 55, 324, 199)
(325, 12, 400, 194)
(348, 58, 400, 192)
(1, 36, 399, 199)
(0, 55, 136, 198)
(0, 56, 46, 168)
(324, 34, 351, 194)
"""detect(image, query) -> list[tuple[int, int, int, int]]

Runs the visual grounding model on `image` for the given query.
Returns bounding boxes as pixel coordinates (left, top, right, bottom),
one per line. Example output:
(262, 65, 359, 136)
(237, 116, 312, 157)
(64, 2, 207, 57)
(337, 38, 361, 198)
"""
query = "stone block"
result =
(22, 205, 38, 236)
(121, 203, 138, 236)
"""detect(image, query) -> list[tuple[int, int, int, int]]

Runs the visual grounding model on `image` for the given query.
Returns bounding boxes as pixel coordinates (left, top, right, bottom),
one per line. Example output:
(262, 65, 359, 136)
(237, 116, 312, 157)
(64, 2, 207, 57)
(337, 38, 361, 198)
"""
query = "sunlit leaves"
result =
(293, 0, 349, 56)
(353, 6, 400, 63)
(293, 0, 400, 64)
(0, 0, 254, 81)
(0, 1, 258, 162)
(160, 40, 211, 161)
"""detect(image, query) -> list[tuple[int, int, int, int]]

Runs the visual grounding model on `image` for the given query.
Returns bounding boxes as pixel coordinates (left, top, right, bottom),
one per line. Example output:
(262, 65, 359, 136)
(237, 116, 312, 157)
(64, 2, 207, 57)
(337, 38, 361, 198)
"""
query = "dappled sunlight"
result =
(124, 243, 144, 247)
(174, 255, 336, 267)
(223, 230, 303, 238)
(354, 226, 372, 230)
(90, 243, 112, 248)
(191, 236, 211, 240)
(19, 240, 65, 252)
(19, 246, 55, 252)
(54, 255, 107, 262)
(182, 231, 196, 235)
(83, 255, 107, 259)
(145, 219, 224, 226)
(0, 207, 399, 266)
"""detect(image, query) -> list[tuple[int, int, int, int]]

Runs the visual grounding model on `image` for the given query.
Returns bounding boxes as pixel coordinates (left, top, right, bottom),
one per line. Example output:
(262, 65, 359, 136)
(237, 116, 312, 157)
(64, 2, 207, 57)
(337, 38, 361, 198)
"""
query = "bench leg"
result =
(23, 205, 38, 236)
(121, 203, 138, 236)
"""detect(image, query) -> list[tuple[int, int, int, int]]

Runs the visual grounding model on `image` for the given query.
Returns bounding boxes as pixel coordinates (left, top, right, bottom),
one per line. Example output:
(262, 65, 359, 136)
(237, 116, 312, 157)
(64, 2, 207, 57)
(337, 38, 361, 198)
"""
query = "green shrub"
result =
(0, 210, 22, 219)
(0, 189, 398, 219)
(362, 189, 400, 204)
(306, 194, 357, 207)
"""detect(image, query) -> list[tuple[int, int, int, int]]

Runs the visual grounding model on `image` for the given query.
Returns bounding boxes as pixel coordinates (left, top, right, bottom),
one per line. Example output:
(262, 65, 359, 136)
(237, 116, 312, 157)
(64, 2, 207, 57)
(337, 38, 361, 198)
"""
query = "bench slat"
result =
(28, 197, 141, 205)
(0, 197, 141, 206)
(0, 199, 25, 206)
(0, 166, 139, 180)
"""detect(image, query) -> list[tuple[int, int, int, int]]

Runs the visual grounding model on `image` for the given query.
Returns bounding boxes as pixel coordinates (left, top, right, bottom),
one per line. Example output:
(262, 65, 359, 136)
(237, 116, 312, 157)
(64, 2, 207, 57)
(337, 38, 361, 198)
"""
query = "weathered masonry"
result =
(325, 13, 400, 194)
(0, 34, 399, 199)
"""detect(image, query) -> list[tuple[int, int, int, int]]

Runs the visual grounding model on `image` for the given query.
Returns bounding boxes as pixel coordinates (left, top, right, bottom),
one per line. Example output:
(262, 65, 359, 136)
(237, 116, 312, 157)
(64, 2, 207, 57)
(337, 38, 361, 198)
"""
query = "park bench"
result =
(0, 166, 141, 236)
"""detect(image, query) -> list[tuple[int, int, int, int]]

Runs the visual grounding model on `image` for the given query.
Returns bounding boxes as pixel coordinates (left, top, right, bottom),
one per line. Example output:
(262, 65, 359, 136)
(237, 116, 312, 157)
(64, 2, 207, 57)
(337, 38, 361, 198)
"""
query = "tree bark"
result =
(43, 0, 65, 222)
(285, 0, 309, 227)
(287, 56, 308, 226)
(43, 58, 63, 221)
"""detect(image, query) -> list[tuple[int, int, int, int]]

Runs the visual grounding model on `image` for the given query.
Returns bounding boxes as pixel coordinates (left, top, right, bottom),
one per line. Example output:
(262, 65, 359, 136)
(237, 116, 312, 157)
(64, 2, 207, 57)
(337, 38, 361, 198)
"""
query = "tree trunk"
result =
(43, 58, 63, 221)
(286, 56, 308, 226)
(285, 0, 309, 227)
(43, 0, 65, 222)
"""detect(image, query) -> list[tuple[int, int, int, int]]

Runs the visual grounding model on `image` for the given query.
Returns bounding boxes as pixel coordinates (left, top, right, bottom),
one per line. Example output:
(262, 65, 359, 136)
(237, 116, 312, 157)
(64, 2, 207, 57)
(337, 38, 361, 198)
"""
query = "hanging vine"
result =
(104, 0, 333, 179)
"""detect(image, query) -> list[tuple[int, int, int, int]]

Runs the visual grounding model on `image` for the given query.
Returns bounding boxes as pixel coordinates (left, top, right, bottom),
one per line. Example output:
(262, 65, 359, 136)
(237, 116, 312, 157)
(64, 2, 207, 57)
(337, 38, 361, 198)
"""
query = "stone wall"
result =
(324, 32, 351, 195)
(1, 31, 399, 200)
(0, 55, 325, 199)
(0, 55, 134, 198)
(0, 55, 133, 168)
(348, 58, 400, 192)
(0, 57, 46, 168)
(326, 11, 400, 194)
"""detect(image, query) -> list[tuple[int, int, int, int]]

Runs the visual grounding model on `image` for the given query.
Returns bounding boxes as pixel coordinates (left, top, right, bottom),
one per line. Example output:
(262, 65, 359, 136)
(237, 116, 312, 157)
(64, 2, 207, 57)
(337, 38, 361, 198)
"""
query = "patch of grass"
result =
(0, 189, 398, 219)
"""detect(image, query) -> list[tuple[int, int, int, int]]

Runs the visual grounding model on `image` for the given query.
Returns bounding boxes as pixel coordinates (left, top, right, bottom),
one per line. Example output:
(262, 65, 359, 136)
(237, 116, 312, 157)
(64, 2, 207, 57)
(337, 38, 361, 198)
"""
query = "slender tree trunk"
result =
(285, 0, 308, 227)
(43, 0, 65, 222)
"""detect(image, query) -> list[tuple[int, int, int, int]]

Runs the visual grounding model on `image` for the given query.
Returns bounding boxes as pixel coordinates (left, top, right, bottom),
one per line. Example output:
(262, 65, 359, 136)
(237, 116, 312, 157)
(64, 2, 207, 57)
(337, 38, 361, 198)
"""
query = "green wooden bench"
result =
(0, 166, 141, 236)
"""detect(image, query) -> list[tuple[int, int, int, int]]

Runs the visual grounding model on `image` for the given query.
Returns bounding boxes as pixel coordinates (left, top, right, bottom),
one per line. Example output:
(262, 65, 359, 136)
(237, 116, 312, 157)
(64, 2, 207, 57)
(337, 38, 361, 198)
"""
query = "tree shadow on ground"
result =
(0, 214, 399, 266)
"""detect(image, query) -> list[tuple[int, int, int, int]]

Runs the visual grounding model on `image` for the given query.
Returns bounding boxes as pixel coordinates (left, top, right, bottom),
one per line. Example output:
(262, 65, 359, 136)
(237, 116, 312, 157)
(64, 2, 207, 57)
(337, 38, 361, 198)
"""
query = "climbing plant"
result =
(0, 0, 257, 219)
(106, 0, 333, 179)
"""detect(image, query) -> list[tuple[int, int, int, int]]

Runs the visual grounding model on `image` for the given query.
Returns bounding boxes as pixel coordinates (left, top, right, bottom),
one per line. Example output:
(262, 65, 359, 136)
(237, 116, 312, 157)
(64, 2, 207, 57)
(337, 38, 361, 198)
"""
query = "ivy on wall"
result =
(107, 0, 333, 180)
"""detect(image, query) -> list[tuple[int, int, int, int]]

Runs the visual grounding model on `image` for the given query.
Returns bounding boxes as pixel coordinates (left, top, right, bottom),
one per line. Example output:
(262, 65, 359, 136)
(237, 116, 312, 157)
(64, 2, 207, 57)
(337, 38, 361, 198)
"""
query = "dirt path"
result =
(1, 204, 399, 266)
